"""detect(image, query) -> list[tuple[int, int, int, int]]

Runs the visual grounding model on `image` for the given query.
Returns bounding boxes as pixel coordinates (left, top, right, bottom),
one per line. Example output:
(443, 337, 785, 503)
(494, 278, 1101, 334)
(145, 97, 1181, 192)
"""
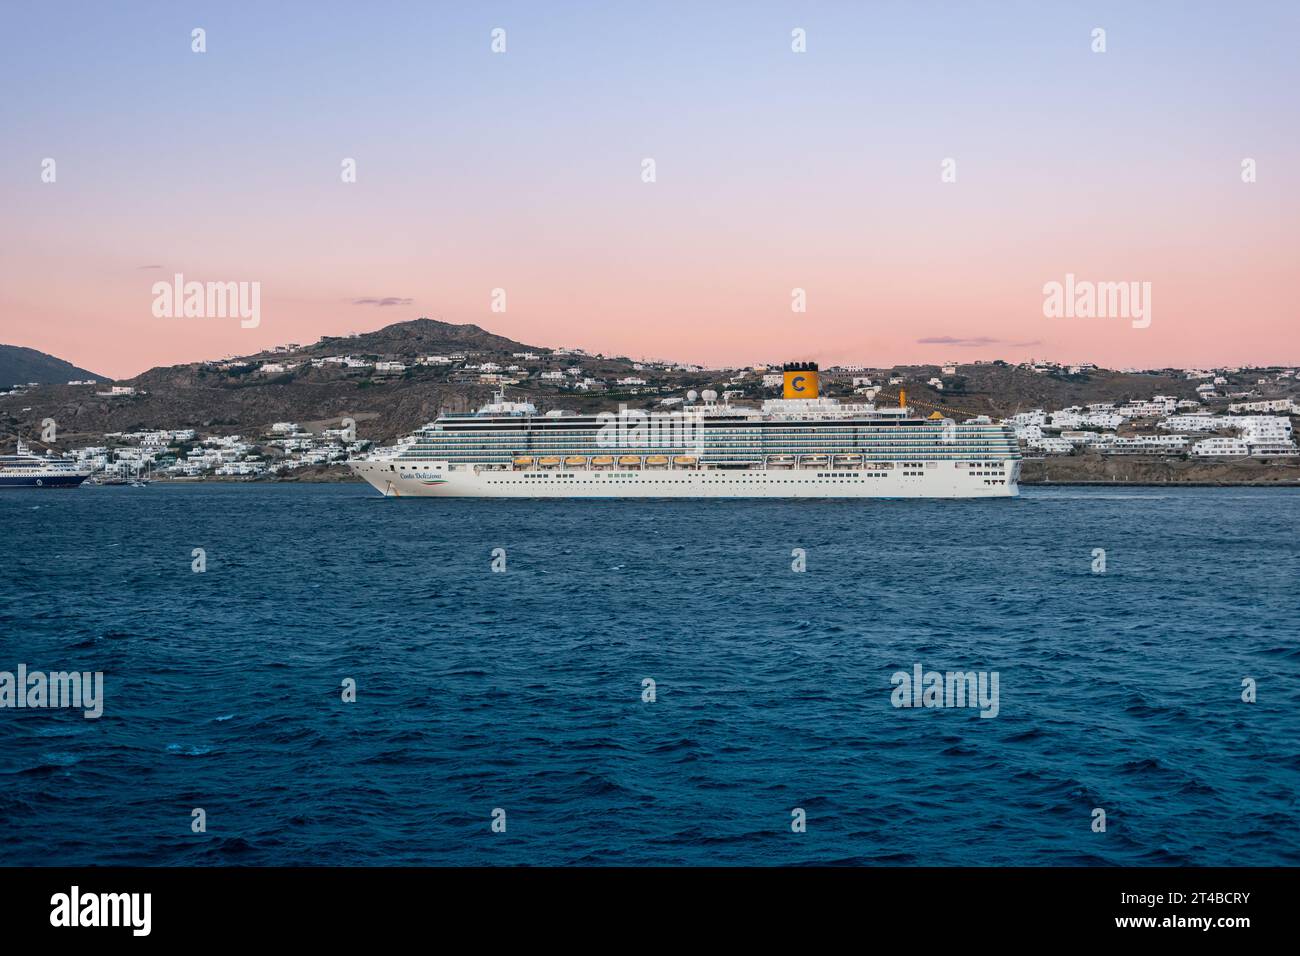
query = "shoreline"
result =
(113, 476, 1300, 490)
(1022, 479, 1300, 488)
(83, 455, 1300, 490)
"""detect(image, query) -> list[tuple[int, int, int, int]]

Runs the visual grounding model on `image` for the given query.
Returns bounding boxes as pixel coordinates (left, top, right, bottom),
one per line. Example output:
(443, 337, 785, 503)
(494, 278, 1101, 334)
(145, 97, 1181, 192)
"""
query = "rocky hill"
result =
(0, 344, 108, 388)
(1, 319, 655, 446)
(1, 318, 1296, 453)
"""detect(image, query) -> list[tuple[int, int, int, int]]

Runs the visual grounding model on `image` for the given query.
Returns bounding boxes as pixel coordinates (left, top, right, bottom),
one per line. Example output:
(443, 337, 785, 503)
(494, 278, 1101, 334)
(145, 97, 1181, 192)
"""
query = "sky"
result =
(1, 1, 1297, 378)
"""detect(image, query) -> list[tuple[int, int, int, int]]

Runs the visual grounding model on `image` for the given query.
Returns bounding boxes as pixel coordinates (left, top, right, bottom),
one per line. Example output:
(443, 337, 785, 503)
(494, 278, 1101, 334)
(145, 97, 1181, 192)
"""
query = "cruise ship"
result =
(0, 441, 91, 489)
(350, 363, 1021, 498)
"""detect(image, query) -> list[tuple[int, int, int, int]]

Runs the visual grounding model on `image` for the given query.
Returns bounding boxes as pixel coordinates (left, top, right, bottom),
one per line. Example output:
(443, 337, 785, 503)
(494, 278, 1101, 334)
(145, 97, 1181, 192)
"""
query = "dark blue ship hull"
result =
(0, 474, 88, 488)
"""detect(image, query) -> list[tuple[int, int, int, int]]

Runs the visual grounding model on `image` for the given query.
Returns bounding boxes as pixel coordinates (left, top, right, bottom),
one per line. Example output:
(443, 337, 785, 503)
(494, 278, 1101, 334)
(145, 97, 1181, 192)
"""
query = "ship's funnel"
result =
(783, 362, 819, 399)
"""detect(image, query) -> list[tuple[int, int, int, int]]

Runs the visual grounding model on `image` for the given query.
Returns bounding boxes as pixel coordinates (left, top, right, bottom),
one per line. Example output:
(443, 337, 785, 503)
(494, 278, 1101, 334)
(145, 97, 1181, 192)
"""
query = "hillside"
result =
(0, 318, 629, 445)
(1, 318, 1296, 452)
(0, 344, 108, 388)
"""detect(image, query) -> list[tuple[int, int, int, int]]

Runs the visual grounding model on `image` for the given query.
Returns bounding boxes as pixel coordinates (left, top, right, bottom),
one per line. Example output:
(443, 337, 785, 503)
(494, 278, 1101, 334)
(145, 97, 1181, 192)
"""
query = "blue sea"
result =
(1, 483, 1297, 866)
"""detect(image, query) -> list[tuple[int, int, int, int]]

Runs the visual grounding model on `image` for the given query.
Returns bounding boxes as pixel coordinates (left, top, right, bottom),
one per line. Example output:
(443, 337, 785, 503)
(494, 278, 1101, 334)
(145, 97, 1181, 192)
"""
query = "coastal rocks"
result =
(1021, 454, 1300, 486)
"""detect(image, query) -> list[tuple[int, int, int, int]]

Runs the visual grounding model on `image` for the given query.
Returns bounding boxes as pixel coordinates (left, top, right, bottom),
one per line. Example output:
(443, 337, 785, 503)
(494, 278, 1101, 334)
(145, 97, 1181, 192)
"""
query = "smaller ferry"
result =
(0, 441, 91, 489)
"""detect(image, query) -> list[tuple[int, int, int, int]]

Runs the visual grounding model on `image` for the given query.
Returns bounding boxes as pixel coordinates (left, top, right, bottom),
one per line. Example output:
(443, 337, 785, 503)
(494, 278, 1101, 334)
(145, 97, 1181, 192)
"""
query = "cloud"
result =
(916, 335, 1001, 347)
(351, 297, 413, 307)
(916, 335, 1043, 349)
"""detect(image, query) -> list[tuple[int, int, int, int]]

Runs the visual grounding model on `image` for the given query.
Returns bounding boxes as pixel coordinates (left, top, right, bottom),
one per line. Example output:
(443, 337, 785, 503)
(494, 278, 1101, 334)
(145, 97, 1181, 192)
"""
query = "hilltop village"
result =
(2, 319, 1297, 484)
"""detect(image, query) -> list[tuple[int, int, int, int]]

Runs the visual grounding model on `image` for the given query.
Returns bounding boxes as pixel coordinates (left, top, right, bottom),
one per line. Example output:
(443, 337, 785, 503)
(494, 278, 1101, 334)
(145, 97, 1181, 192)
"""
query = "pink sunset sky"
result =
(2, 2, 1297, 379)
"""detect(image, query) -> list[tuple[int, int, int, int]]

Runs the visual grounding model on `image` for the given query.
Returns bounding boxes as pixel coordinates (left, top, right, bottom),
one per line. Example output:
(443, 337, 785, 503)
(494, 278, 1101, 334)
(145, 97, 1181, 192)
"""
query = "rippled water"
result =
(1, 483, 1297, 865)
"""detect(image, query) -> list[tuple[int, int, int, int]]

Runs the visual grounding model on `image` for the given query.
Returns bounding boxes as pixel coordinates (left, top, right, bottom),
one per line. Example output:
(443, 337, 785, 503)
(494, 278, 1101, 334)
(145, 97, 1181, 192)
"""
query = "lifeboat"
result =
(617, 455, 642, 468)
(591, 455, 615, 469)
(800, 455, 829, 467)
(836, 454, 863, 466)
(512, 456, 534, 468)
(564, 456, 587, 467)
(645, 455, 669, 468)
(538, 456, 561, 468)
(673, 456, 698, 467)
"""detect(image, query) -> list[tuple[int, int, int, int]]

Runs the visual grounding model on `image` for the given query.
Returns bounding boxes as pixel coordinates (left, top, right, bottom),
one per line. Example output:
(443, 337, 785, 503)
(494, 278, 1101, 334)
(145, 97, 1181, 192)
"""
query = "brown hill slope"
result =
(2, 318, 1295, 449)
(0, 344, 109, 388)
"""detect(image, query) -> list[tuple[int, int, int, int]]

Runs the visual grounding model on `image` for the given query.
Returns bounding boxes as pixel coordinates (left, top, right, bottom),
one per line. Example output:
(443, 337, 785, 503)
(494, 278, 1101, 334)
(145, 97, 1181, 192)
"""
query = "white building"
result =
(1006, 410, 1047, 427)
(1158, 415, 1224, 434)
(1234, 416, 1293, 444)
(1099, 435, 1191, 454)
(1051, 409, 1123, 430)
(1027, 437, 1073, 454)
(1248, 442, 1299, 457)
(1116, 400, 1174, 419)
(1191, 438, 1249, 457)
(1229, 399, 1295, 414)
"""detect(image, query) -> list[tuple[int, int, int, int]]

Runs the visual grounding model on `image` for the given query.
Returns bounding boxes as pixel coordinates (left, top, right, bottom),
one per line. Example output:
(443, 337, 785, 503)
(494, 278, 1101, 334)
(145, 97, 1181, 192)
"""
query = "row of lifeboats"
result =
(766, 454, 864, 467)
(512, 455, 700, 470)
(508, 453, 889, 471)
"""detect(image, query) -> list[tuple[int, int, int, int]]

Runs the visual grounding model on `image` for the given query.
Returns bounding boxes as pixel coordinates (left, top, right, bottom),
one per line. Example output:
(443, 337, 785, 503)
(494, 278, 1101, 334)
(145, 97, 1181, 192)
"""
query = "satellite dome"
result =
(686, 390, 699, 402)
(701, 389, 717, 402)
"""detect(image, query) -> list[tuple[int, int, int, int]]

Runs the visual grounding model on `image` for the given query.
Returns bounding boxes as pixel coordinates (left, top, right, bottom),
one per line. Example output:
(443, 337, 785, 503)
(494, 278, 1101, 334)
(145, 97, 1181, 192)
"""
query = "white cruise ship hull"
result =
(350, 460, 1019, 499)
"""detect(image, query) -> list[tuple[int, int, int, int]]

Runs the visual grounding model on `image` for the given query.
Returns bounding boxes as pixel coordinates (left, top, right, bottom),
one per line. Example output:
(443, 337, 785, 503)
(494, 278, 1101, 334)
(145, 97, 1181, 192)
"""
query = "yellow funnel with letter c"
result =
(783, 362, 819, 399)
